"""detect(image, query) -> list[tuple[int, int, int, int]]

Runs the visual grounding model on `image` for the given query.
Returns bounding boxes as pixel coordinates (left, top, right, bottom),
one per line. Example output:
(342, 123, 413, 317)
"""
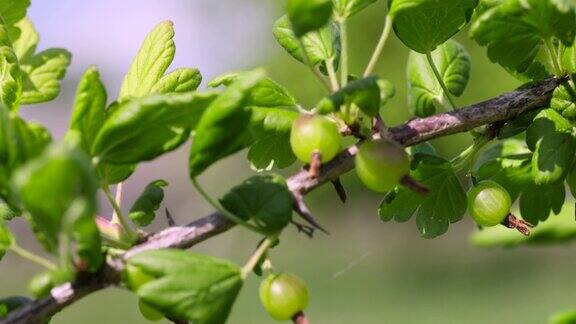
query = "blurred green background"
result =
(2, 0, 575, 323)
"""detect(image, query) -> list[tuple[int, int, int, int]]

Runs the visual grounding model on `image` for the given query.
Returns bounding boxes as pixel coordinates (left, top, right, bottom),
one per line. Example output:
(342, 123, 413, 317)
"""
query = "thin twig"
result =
(0, 77, 563, 324)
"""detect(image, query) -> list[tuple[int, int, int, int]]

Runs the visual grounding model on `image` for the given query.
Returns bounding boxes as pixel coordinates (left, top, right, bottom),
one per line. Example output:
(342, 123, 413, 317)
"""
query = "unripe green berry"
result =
(467, 181, 511, 227)
(259, 273, 309, 321)
(290, 115, 341, 163)
(355, 139, 410, 193)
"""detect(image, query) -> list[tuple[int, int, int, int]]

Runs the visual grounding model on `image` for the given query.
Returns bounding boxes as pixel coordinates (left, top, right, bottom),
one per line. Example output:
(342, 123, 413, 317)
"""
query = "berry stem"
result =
(241, 235, 278, 279)
(292, 311, 310, 324)
(400, 175, 430, 196)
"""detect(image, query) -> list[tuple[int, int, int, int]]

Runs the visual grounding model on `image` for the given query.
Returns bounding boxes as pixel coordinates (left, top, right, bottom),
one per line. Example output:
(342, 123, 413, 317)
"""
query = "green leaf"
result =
(119, 21, 175, 101)
(471, 0, 576, 73)
(497, 110, 540, 140)
(65, 198, 104, 272)
(12, 18, 38, 61)
(0, 296, 31, 318)
(0, 22, 22, 110)
(287, 0, 333, 37)
(519, 182, 565, 225)
(0, 203, 19, 220)
(127, 249, 243, 324)
(471, 203, 576, 248)
(12, 144, 99, 255)
(389, 0, 478, 53)
(379, 153, 467, 238)
(97, 163, 136, 185)
(69, 66, 107, 153)
(318, 76, 381, 117)
(0, 0, 30, 27)
(129, 180, 168, 227)
(526, 109, 576, 184)
(526, 109, 574, 151)
(474, 141, 532, 201)
(378, 79, 396, 107)
(248, 108, 298, 170)
(93, 91, 217, 164)
(189, 70, 265, 177)
(333, 0, 377, 18)
(0, 220, 13, 261)
(407, 40, 471, 117)
(20, 48, 72, 105)
(220, 174, 293, 233)
(273, 15, 340, 74)
(551, 83, 576, 120)
(151, 68, 202, 95)
(208, 73, 297, 109)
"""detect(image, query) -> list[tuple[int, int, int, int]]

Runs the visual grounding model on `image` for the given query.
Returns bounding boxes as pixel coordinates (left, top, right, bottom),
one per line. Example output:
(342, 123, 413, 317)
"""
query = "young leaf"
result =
(273, 15, 341, 74)
(379, 153, 466, 238)
(93, 91, 217, 164)
(20, 48, 72, 105)
(209, 73, 297, 109)
(69, 66, 107, 153)
(9, 117, 52, 166)
(220, 174, 293, 233)
(96, 163, 136, 185)
(12, 18, 38, 61)
(151, 68, 202, 94)
(248, 108, 298, 171)
(526, 109, 576, 185)
(317, 76, 381, 116)
(0, 220, 13, 261)
(0, 0, 30, 27)
(287, 0, 333, 37)
(12, 144, 99, 254)
(0, 22, 22, 110)
(127, 249, 243, 324)
(407, 40, 471, 117)
(64, 198, 104, 272)
(471, 0, 576, 73)
(119, 21, 175, 101)
(189, 70, 264, 177)
(333, 0, 377, 18)
(389, 0, 478, 53)
(129, 180, 168, 227)
(551, 84, 576, 120)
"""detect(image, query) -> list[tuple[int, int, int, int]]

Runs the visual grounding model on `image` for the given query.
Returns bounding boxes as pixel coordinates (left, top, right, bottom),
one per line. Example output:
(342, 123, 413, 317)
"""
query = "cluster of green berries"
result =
(289, 114, 412, 192)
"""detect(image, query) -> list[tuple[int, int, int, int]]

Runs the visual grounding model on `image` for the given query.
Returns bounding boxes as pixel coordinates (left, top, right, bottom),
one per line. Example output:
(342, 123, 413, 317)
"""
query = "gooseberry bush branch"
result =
(2, 0, 576, 323)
